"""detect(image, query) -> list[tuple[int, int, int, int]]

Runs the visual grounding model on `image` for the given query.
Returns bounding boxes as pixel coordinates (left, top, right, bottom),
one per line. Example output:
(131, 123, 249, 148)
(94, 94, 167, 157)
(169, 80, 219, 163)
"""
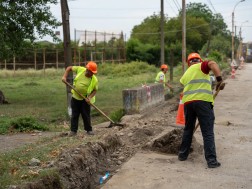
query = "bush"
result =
(98, 61, 157, 77)
(10, 117, 49, 132)
(208, 51, 222, 62)
(109, 109, 125, 122)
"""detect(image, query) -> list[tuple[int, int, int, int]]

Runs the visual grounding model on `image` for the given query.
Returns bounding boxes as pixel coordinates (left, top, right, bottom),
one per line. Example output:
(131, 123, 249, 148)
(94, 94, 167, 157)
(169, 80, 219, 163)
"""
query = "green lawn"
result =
(0, 62, 165, 133)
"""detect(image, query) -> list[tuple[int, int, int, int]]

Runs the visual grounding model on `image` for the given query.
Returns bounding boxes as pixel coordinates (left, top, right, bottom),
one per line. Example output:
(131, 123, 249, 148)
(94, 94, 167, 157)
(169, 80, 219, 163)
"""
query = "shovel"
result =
(193, 82, 225, 134)
(62, 80, 125, 128)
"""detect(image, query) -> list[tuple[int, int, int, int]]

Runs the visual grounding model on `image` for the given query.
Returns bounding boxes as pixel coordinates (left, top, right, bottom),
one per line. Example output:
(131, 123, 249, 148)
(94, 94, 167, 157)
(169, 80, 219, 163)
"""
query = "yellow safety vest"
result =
(155, 71, 166, 87)
(72, 67, 98, 103)
(180, 63, 213, 104)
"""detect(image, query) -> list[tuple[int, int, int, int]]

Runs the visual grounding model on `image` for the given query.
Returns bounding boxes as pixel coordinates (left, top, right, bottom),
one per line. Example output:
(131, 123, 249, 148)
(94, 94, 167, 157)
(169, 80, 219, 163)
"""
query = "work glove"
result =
(215, 76, 225, 91)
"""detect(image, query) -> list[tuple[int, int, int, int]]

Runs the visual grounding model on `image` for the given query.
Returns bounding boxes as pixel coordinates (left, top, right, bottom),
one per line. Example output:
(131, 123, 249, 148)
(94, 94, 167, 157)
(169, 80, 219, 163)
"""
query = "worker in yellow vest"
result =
(155, 64, 173, 92)
(62, 61, 98, 136)
(178, 53, 225, 168)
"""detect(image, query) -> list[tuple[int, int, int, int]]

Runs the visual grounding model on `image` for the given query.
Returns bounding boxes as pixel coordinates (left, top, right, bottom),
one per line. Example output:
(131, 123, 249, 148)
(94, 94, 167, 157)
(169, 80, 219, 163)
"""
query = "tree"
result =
(131, 13, 169, 44)
(183, 2, 213, 23)
(182, 2, 229, 55)
(200, 34, 232, 58)
(0, 0, 61, 60)
(128, 2, 231, 65)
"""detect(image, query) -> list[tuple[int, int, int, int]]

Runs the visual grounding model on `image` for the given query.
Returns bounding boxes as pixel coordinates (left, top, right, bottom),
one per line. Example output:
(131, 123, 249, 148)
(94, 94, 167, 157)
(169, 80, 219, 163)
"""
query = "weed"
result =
(109, 108, 125, 122)
(10, 116, 49, 132)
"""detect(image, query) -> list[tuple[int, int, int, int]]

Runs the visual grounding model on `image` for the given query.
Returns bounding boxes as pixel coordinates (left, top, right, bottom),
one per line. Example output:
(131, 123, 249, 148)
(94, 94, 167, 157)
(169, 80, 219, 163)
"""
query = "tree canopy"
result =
(128, 2, 232, 65)
(0, 0, 61, 59)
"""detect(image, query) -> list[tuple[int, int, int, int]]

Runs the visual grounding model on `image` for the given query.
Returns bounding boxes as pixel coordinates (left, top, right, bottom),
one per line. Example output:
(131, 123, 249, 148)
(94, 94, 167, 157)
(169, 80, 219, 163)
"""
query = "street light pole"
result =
(232, 0, 245, 63)
(239, 21, 248, 58)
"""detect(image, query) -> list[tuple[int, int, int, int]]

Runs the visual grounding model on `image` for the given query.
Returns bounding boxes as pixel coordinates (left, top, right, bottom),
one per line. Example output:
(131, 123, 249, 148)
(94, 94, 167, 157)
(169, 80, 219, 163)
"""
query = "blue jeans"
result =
(71, 97, 92, 132)
(178, 101, 217, 163)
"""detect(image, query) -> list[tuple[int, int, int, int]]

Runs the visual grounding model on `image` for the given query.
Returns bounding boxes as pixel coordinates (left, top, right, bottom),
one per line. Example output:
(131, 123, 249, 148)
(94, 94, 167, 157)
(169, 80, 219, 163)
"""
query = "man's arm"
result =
(207, 61, 225, 90)
(208, 61, 221, 77)
(165, 81, 173, 90)
(62, 66, 73, 82)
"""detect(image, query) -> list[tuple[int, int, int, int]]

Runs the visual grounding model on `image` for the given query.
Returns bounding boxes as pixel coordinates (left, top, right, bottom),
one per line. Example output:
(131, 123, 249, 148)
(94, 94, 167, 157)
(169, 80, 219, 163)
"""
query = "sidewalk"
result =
(102, 64, 252, 189)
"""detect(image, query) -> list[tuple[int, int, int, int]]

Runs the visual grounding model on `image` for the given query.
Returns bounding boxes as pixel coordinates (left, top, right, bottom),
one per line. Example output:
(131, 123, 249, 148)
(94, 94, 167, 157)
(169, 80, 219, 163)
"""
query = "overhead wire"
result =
(132, 23, 211, 35)
(165, 0, 178, 16)
(206, 0, 218, 14)
(172, 0, 180, 12)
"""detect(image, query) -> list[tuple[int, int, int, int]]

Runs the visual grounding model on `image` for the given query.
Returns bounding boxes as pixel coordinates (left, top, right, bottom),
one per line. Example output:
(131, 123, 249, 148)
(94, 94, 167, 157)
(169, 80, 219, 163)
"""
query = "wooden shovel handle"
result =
(62, 80, 115, 123)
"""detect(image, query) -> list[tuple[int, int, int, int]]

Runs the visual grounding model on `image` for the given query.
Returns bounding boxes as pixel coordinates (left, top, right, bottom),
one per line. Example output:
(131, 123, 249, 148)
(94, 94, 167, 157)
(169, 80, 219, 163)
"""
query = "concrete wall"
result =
(122, 83, 164, 114)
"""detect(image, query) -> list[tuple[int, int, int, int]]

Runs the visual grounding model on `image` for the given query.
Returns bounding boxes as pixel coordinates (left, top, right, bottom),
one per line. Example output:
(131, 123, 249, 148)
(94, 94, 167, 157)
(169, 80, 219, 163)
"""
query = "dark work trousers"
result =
(71, 97, 92, 133)
(178, 101, 217, 163)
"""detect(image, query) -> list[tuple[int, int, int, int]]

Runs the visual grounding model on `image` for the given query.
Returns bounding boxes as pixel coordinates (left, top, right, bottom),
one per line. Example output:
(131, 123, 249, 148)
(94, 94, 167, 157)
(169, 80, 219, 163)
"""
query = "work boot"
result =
(208, 161, 221, 168)
(178, 151, 188, 161)
(68, 131, 77, 137)
(178, 156, 187, 161)
(87, 131, 95, 135)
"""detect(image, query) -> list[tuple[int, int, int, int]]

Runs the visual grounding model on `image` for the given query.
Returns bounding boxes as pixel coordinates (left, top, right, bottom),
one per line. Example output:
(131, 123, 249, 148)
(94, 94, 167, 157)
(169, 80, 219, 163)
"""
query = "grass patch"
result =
(10, 116, 49, 132)
(0, 116, 49, 134)
(0, 117, 10, 134)
(109, 108, 125, 123)
(0, 62, 163, 131)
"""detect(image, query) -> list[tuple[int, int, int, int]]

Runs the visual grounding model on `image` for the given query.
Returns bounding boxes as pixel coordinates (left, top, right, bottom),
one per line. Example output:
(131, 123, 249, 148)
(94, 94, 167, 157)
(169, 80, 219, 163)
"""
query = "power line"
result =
(165, 0, 178, 16)
(172, 0, 180, 11)
(132, 23, 211, 35)
(207, 0, 218, 14)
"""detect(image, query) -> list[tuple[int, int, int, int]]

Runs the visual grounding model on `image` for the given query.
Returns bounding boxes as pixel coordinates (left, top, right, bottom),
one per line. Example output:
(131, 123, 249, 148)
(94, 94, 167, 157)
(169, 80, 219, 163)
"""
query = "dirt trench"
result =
(9, 96, 204, 189)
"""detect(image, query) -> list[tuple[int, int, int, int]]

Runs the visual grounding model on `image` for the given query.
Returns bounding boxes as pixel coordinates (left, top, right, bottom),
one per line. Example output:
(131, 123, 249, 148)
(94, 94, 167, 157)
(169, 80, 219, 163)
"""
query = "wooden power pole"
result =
(60, 0, 73, 116)
(160, 0, 165, 65)
(182, 0, 186, 73)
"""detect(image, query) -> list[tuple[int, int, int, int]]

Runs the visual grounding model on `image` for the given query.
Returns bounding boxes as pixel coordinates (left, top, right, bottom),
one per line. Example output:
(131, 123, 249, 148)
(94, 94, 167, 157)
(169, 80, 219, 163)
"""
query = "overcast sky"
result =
(46, 0, 252, 43)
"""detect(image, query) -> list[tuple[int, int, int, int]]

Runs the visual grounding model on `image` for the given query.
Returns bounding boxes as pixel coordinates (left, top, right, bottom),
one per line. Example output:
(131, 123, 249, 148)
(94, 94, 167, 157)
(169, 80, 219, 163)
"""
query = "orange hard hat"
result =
(187, 53, 202, 66)
(86, 61, 97, 73)
(160, 64, 168, 70)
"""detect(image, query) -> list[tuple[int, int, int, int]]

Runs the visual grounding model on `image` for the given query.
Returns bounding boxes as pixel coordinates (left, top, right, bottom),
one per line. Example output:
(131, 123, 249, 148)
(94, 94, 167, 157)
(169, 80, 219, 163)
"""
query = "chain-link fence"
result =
(74, 30, 126, 64)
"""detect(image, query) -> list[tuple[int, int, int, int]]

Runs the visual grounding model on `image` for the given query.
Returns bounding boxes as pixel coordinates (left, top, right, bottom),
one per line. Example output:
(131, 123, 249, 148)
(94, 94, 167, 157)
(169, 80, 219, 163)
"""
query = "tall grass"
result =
(0, 62, 169, 133)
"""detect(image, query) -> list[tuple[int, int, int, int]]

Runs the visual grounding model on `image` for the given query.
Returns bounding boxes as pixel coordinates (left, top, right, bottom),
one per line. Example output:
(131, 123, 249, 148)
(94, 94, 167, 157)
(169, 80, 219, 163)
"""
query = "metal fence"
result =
(0, 31, 127, 70)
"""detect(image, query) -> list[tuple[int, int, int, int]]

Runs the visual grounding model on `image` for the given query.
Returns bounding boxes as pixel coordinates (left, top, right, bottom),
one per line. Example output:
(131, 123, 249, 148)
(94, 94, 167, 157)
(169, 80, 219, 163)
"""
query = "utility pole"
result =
(182, 0, 186, 73)
(232, 0, 245, 64)
(61, 0, 73, 116)
(160, 0, 165, 65)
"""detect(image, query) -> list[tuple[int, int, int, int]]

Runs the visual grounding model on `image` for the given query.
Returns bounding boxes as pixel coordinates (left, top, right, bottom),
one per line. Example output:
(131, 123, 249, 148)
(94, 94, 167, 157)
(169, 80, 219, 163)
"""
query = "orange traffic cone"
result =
(176, 94, 185, 126)
(231, 66, 236, 79)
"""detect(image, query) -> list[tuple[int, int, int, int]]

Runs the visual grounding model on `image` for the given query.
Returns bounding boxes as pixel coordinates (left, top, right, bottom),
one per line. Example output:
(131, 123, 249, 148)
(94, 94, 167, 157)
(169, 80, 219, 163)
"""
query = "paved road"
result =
(102, 64, 252, 189)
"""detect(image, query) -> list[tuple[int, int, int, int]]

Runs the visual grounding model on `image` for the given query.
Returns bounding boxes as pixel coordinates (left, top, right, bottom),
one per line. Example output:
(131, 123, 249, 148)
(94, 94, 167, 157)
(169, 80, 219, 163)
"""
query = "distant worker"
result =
(178, 53, 225, 168)
(155, 64, 173, 92)
(62, 61, 98, 136)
